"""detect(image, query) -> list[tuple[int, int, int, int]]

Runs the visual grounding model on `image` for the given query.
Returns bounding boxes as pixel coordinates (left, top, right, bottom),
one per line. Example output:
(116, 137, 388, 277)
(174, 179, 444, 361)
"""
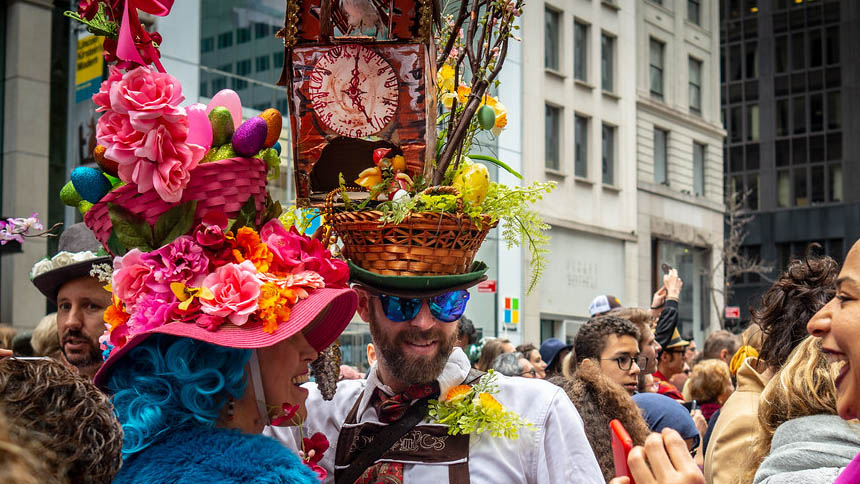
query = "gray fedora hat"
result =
(30, 223, 112, 302)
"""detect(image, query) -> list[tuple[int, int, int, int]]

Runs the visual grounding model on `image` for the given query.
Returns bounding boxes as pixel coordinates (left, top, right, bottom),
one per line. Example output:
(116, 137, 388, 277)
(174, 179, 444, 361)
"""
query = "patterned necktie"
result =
(371, 381, 440, 423)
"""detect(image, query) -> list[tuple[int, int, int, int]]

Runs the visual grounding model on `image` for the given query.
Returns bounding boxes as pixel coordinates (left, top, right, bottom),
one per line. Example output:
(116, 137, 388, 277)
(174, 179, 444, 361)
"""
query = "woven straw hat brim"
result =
(31, 256, 113, 303)
(348, 260, 488, 297)
(93, 287, 357, 388)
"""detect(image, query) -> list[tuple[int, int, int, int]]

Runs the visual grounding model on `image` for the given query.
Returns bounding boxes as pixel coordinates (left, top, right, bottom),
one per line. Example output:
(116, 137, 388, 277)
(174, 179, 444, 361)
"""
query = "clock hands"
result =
(342, 53, 373, 124)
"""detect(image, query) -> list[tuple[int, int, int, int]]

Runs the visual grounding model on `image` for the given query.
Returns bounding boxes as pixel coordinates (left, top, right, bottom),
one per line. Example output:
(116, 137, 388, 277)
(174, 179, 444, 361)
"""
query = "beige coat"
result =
(704, 357, 772, 484)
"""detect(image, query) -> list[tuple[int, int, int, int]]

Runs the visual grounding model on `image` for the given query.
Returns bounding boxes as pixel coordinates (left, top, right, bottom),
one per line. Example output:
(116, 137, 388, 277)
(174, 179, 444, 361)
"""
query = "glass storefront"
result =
(654, 239, 711, 345)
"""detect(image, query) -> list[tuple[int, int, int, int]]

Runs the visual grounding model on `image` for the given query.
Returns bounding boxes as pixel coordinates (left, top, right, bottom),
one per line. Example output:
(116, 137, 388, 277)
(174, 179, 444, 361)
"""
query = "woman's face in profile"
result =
(808, 240, 860, 420)
(257, 332, 319, 425)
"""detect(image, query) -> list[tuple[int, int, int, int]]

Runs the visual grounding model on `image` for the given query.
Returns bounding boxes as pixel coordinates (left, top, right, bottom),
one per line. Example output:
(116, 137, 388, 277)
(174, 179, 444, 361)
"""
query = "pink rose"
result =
(112, 249, 153, 308)
(140, 236, 209, 293)
(196, 314, 227, 332)
(200, 260, 262, 326)
(259, 219, 304, 269)
(194, 212, 228, 249)
(97, 111, 146, 166)
(258, 220, 349, 287)
(128, 292, 178, 334)
(130, 122, 205, 202)
(109, 66, 185, 131)
(93, 66, 124, 111)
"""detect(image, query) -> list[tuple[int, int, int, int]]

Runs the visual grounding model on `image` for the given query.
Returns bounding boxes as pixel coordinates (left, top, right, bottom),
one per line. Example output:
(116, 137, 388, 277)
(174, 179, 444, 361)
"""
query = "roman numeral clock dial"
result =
(308, 44, 399, 138)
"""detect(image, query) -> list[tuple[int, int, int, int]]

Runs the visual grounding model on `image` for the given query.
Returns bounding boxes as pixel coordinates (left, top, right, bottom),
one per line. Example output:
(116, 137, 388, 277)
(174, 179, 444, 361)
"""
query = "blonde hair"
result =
(741, 323, 764, 351)
(688, 359, 732, 403)
(613, 307, 657, 346)
(0, 325, 15, 350)
(737, 336, 839, 484)
(31, 313, 60, 359)
(475, 338, 512, 372)
(561, 351, 575, 378)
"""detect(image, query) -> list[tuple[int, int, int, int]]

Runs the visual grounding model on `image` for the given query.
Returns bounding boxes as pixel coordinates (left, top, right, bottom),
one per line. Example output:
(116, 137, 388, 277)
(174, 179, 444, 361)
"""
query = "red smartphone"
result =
(610, 419, 635, 484)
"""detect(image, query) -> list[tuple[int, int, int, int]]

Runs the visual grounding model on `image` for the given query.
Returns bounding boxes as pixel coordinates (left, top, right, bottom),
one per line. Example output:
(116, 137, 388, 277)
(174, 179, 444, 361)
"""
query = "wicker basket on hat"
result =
(325, 186, 497, 276)
(85, 157, 268, 255)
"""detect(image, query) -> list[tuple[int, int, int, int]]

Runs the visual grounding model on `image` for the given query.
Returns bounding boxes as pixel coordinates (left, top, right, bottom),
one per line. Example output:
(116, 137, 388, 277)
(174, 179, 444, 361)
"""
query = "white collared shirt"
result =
(268, 348, 604, 483)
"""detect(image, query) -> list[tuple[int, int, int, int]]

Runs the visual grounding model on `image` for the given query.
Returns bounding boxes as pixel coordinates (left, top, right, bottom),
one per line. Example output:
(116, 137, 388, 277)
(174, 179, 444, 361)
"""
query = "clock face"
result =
(308, 44, 399, 138)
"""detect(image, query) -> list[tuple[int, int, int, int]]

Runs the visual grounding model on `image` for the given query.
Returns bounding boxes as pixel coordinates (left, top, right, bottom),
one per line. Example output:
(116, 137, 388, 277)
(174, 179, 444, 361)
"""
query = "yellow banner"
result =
(76, 35, 103, 85)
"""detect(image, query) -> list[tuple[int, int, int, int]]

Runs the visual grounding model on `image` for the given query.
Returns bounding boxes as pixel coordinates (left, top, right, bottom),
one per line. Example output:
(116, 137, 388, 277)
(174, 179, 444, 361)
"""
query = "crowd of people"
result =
(2, 234, 858, 483)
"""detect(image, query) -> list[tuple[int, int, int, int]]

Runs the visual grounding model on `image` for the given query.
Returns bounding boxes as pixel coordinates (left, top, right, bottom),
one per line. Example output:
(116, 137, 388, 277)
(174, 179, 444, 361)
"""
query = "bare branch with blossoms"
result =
(0, 213, 61, 245)
(431, 0, 523, 185)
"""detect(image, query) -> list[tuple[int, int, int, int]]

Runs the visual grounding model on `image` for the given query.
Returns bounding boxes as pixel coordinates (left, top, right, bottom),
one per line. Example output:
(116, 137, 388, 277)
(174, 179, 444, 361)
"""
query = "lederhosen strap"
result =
(334, 369, 485, 484)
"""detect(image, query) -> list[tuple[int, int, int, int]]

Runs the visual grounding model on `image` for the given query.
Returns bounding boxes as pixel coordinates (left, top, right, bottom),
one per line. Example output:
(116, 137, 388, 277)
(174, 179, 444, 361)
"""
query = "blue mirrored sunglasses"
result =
(377, 290, 470, 323)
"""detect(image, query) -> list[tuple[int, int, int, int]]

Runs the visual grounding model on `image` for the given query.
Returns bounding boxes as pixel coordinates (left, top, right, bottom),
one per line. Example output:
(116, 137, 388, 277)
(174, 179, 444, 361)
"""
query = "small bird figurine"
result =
(340, 0, 385, 36)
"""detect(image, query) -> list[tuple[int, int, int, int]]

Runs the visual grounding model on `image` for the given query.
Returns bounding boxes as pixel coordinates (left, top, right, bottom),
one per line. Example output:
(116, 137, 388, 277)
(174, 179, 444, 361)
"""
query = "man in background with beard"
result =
(271, 263, 603, 483)
(30, 224, 112, 379)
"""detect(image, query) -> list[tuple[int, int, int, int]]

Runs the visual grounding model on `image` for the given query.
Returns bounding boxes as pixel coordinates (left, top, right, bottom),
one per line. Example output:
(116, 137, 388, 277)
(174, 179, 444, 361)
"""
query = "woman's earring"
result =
(227, 397, 235, 421)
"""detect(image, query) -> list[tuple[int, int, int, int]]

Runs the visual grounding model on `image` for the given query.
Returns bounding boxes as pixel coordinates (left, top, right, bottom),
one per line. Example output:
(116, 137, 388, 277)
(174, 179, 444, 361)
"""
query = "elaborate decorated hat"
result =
(30, 223, 112, 302)
(280, 0, 547, 296)
(63, 3, 357, 394)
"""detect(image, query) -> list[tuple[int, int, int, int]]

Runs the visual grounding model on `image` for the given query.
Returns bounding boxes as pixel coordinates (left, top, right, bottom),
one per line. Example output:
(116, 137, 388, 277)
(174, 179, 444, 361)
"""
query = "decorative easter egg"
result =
(208, 107, 235, 147)
(60, 180, 82, 207)
(206, 89, 243, 129)
(71, 166, 112, 204)
(273, 141, 282, 155)
(259, 109, 282, 148)
(477, 105, 496, 130)
(452, 162, 490, 205)
(212, 143, 236, 161)
(232, 117, 268, 157)
(94, 145, 119, 177)
(187, 103, 213, 149)
(78, 200, 94, 215)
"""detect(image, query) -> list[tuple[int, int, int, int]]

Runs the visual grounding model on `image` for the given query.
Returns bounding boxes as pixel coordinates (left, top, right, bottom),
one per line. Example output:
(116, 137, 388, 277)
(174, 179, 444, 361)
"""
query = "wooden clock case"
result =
(279, 0, 440, 206)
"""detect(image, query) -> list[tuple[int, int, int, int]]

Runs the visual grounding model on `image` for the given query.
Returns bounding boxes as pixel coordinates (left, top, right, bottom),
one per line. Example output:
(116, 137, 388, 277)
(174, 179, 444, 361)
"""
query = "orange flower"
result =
(257, 283, 297, 333)
(445, 385, 472, 402)
(232, 227, 273, 273)
(104, 296, 130, 331)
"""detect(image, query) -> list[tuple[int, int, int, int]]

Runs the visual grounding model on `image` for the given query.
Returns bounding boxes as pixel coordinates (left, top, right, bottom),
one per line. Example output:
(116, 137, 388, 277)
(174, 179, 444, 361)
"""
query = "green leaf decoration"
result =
(228, 196, 258, 232)
(259, 194, 283, 226)
(153, 200, 198, 247)
(467, 154, 522, 179)
(107, 203, 153, 252)
(106, 230, 127, 256)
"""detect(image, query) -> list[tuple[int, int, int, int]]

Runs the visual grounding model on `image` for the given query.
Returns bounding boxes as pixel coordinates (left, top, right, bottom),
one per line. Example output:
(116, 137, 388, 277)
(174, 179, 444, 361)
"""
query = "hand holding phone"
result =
(610, 419, 635, 484)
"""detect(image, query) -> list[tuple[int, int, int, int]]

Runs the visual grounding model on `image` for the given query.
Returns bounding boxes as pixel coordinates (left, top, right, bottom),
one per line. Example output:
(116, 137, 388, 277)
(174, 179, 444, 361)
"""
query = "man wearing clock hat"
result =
(270, 260, 603, 483)
(30, 223, 112, 379)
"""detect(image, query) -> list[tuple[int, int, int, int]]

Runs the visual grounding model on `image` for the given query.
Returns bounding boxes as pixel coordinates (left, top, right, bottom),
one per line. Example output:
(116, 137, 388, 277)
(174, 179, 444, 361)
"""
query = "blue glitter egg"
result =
(71, 167, 112, 204)
(273, 141, 282, 156)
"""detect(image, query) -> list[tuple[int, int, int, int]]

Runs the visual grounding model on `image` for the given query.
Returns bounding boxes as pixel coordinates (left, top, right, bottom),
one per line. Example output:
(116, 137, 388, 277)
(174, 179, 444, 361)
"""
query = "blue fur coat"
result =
(113, 425, 320, 484)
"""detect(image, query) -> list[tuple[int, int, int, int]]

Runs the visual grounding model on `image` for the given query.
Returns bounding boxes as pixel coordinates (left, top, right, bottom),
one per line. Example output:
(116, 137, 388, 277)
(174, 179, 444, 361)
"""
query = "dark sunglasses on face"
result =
(377, 290, 470, 323)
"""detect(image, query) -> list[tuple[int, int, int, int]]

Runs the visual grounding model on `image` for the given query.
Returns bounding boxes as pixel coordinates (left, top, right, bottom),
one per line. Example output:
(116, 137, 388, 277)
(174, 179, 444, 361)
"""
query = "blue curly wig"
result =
(105, 334, 251, 458)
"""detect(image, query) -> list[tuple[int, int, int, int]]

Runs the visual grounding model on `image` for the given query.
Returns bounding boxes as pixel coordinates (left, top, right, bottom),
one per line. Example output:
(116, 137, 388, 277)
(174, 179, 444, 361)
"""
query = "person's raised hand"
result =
(664, 269, 683, 300)
(651, 285, 667, 310)
(624, 428, 705, 484)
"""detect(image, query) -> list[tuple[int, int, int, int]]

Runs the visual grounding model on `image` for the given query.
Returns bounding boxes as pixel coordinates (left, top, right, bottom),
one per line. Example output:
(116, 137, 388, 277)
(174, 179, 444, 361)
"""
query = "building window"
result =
(601, 33, 614, 92)
(574, 21, 588, 81)
(237, 27, 251, 44)
(776, 99, 789, 136)
(201, 37, 214, 53)
(688, 0, 700, 25)
(793, 96, 806, 134)
(689, 57, 702, 114)
(794, 166, 808, 207)
(777, 170, 790, 207)
(545, 9, 560, 71)
(575, 115, 589, 178)
(693, 142, 705, 196)
(654, 128, 668, 184)
(217, 32, 233, 49)
(255, 22, 269, 39)
(602, 124, 615, 185)
(545, 105, 561, 170)
(233, 59, 251, 90)
(650, 38, 664, 100)
(274, 51, 285, 68)
(747, 104, 759, 141)
(256, 55, 270, 72)
(830, 164, 843, 201)
(745, 41, 758, 78)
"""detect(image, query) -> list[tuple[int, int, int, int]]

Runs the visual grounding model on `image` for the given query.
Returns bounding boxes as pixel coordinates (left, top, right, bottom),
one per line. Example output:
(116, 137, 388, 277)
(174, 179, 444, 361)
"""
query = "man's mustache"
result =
(62, 329, 90, 345)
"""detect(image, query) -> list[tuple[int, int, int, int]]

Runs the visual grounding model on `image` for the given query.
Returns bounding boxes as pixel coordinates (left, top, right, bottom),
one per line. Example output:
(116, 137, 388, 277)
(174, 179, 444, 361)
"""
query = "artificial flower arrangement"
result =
(0, 213, 58, 246)
(428, 370, 534, 439)
(327, 0, 554, 291)
(274, 403, 330, 480)
(101, 208, 349, 352)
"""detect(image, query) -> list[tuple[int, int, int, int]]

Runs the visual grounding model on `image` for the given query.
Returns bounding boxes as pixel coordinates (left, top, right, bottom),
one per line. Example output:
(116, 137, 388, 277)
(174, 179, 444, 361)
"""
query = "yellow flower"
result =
(170, 282, 215, 311)
(478, 392, 503, 413)
(457, 84, 471, 104)
(437, 64, 455, 93)
(441, 92, 457, 109)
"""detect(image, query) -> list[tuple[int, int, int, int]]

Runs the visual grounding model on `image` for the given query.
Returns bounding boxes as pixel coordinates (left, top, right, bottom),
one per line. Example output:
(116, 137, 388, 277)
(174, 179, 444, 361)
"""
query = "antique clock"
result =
(280, 0, 439, 204)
